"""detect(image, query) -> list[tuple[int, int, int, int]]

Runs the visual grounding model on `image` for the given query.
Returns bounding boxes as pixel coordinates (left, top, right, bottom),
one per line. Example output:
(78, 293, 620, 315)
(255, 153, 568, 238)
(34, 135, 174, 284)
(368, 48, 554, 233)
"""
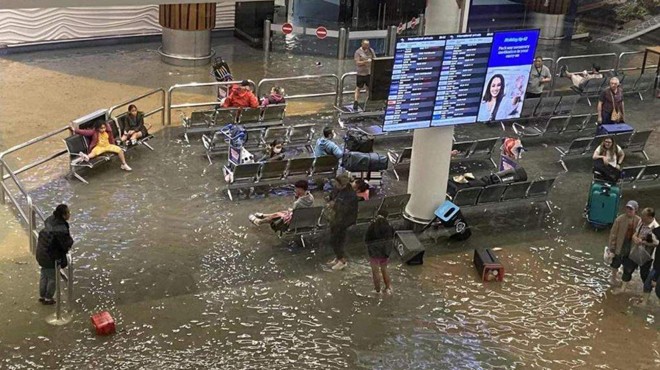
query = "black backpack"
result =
(344, 130, 374, 153)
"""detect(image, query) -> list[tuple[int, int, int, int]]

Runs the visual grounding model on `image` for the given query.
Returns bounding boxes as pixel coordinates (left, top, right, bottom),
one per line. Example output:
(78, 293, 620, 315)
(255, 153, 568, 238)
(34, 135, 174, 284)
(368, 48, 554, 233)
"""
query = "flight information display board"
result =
(384, 29, 539, 132)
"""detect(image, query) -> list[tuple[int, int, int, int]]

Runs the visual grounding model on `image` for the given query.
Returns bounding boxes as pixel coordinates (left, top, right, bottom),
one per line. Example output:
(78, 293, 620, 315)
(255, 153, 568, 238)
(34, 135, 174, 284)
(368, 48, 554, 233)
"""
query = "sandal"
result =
(254, 213, 265, 218)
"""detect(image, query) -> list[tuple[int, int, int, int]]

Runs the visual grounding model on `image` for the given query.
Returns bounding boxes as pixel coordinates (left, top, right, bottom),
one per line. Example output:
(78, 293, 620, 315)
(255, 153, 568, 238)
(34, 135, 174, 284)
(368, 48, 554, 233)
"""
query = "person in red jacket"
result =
(71, 121, 132, 171)
(222, 80, 259, 108)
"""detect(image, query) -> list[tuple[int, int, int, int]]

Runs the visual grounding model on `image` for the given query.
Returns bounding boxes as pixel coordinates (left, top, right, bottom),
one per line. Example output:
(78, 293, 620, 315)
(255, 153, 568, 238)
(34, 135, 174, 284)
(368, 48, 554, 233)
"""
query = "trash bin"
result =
(434, 200, 471, 241)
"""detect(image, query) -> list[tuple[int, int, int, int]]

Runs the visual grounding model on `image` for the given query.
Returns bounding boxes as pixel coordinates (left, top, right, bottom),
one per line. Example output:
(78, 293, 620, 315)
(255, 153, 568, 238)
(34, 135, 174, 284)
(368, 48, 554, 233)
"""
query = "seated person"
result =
(72, 121, 132, 171)
(352, 178, 370, 201)
(119, 104, 151, 146)
(248, 180, 314, 227)
(592, 136, 624, 182)
(314, 127, 343, 159)
(261, 86, 285, 106)
(258, 139, 286, 162)
(222, 80, 259, 109)
(560, 64, 603, 88)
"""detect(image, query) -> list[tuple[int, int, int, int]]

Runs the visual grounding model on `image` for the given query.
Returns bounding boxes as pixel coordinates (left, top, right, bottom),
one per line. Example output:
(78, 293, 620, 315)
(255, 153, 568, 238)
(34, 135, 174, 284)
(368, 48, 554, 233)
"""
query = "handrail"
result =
(616, 51, 659, 73)
(338, 72, 358, 106)
(256, 74, 340, 104)
(166, 80, 256, 125)
(47, 254, 74, 326)
(106, 88, 166, 126)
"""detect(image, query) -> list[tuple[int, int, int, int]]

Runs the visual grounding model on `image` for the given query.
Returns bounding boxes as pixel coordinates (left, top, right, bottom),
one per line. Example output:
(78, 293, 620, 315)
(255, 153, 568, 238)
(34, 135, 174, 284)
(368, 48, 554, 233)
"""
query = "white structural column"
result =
(404, 0, 467, 224)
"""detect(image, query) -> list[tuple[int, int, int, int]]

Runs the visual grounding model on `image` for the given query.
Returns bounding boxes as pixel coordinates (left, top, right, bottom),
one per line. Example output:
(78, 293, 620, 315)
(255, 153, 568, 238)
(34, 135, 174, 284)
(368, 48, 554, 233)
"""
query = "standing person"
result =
(640, 216, 660, 306)
(597, 77, 624, 125)
(608, 200, 641, 293)
(35, 204, 74, 305)
(222, 80, 259, 108)
(119, 104, 150, 146)
(526, 57, 552, 99)
(72, 121, 132, 171)
(626, 208, 659, 294)
(327, 174, 359, 271)
(365, 210, 395, 294)
(314, 127, 343, 160)
(353, 39, 376, 111)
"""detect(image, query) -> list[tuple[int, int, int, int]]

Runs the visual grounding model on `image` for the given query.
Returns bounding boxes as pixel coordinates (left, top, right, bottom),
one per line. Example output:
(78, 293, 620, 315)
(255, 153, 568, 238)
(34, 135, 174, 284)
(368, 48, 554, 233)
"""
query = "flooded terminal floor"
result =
(1, 36, 660, 369)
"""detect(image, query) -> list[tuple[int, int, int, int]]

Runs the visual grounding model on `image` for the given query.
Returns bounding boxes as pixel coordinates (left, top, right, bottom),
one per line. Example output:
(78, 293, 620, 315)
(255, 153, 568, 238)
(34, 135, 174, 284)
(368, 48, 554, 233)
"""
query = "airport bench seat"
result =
(63, 135, 113, 184)
(620, 164, 660, 188)
(450, 178, 555, 213)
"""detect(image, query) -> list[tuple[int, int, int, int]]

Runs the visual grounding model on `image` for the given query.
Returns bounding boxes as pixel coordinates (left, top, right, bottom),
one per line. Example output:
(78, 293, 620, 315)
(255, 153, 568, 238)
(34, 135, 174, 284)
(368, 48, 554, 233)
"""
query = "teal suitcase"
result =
(587, 182, 620, 229)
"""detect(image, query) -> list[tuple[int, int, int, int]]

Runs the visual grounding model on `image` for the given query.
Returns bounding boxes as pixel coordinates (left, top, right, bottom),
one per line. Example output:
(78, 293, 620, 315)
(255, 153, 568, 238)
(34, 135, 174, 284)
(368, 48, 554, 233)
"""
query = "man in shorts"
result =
(353, 39, 376, 111)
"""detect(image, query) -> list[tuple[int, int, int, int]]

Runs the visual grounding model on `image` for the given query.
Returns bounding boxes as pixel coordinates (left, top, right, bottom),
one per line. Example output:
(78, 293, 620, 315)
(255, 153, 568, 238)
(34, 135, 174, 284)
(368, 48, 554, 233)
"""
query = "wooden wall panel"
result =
(159, 3, 216, 30)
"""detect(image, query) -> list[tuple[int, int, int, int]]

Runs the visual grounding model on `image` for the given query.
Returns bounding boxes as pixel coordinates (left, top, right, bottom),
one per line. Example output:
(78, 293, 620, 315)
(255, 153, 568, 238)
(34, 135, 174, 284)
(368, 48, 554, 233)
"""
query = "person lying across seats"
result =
(71, 121, 132, 171)
(222, 80, 259, 109)
(592, 136, 624, 182)
(119, 104, 151, 146)
(261, 86, 285, 106)
(559, 63, 602, 89)
(248, 180, 314, 228)
(258, 139, 286, 162)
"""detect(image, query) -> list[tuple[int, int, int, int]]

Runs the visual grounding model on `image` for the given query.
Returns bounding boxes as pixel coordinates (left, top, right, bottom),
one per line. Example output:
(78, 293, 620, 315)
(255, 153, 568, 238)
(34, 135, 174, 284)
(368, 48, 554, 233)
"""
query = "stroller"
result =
(212, 57, 234, 101)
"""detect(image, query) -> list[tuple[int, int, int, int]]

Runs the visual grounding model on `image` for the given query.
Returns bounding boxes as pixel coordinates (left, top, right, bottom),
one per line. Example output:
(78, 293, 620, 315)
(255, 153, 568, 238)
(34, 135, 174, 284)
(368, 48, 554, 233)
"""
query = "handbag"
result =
(629, 244, 652, 266)
(610, 91, 622, 122)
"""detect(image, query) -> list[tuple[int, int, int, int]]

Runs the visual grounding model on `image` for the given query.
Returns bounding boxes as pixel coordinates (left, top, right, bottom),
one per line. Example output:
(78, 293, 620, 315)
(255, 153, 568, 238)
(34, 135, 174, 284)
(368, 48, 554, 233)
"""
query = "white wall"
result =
(0, 2, 237, 45)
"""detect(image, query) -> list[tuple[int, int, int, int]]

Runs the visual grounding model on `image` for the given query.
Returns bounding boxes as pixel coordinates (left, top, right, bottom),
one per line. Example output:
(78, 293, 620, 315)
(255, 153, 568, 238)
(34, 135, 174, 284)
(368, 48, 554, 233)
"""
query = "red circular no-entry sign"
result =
(316, 26, 328, 39)
(282, 23, 293, 34)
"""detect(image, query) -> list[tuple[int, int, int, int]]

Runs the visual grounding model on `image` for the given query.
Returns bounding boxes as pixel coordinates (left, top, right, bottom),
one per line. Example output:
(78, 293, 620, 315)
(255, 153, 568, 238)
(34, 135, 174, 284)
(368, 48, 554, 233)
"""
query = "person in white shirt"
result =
(592, 136, 624, 182)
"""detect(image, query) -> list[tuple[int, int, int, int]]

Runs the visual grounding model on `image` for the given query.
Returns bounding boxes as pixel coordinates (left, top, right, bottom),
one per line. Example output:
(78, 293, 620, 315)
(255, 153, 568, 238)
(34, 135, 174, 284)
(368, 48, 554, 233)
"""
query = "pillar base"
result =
(159, 28, 215, 67)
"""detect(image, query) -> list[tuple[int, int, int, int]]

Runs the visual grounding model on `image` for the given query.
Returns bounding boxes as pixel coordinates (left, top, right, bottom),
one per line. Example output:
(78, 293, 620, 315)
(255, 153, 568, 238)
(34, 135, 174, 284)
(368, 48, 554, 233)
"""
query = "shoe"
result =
(41, 298, 56, 305)
(78, 152, 90, 162)
(38, 297, 45, 303)
(384, 288, 393, 295)
(559, 65, 567, 77)
(254, 213, 265, 219)
(352, 101, 359, 111)
(327, 258, 338, 266)
(120, 164, 132, 171)
(248, 214, 261, 226)
(332, 261, 347, 271)
(131, 139, 137, 146)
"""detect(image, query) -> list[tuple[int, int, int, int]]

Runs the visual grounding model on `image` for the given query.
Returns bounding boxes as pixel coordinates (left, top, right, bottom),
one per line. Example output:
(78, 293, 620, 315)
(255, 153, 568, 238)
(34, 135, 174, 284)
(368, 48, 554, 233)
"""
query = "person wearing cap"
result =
(559, 63, 603, 89)
(326, 173, 359, 271)
(608, 200, 641, 292)
(222, 80, 259, 108)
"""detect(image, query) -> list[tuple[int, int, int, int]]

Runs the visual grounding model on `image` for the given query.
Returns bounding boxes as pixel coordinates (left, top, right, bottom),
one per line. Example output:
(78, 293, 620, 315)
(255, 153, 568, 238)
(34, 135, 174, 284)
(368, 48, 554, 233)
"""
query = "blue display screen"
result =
(383, 29, 540, 132)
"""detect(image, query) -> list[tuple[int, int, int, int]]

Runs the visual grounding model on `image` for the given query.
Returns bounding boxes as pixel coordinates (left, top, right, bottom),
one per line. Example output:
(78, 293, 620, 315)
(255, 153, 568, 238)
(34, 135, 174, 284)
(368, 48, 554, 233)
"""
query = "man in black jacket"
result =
(35, 204, 74, 305)
(327, 174, 358, 271)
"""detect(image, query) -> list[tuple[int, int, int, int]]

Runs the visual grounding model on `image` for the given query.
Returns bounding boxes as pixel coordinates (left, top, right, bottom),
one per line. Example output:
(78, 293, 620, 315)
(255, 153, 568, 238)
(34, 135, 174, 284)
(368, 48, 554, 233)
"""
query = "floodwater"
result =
(1, 36, 659, 369)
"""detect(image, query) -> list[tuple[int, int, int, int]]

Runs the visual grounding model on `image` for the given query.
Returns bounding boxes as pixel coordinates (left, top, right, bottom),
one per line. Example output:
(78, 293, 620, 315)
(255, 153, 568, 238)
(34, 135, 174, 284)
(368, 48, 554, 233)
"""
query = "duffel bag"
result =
(344, 130, 374, 153)
(343, 151, 389, 172)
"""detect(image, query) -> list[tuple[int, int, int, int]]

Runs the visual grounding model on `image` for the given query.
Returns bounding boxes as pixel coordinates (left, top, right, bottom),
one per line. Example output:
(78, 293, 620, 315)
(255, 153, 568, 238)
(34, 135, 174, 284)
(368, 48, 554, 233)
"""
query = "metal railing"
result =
(166, 80, 256, 125)
(616, 51, 659, 73)
(106, 87, 166, 125)
(256, 74, 340, 104)
(0, 125, 75, 323)
(338, 72, 358, 106)
(46, 254, 74, 326)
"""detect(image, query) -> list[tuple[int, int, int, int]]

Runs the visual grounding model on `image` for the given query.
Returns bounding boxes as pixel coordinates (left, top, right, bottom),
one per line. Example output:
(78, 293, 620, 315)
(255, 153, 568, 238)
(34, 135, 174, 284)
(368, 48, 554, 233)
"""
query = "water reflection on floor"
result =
(0, 119, 656, 369)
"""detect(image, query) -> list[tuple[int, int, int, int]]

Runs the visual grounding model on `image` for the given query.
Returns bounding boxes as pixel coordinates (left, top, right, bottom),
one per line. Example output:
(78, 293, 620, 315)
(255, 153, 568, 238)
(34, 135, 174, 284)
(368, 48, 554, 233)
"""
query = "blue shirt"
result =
(314, 138, 343, 159)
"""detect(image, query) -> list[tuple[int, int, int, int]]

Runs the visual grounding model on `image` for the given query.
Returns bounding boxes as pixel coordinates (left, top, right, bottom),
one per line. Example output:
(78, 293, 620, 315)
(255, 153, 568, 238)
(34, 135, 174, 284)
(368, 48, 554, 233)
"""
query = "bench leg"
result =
(184, 133, 190, 143)
(71, 169, 89, 184)
(638, 91, 644, 101)
(142, 142, 155, 151)
(586, 97, 592, 106)
(300, 235, 306, 249)
(559, 159, 568, 172)
(392, 167, 400, 181)
(489, 157, 497, 169)
(207, 153, 213, 166)
(227, 188, 234, 201)
(642, 150, 650, 161)
(545, 200, 553, 214)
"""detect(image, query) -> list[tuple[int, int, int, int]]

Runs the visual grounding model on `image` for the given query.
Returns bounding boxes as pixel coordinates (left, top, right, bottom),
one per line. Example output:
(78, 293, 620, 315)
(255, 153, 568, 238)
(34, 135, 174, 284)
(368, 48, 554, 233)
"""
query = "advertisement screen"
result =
(383, 29, 539, 132)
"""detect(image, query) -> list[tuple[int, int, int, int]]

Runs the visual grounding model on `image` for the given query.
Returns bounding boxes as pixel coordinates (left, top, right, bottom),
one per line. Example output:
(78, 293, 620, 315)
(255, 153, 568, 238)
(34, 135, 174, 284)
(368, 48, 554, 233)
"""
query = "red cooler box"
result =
(91, 311, 116, 335)
(473, 248, 505, 282)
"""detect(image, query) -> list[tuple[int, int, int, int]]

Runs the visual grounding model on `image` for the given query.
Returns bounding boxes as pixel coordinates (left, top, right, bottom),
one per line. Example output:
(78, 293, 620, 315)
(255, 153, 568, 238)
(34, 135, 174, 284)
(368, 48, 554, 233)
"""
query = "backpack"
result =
(344, 130, 374, 153)
(220, 124, 247, 147)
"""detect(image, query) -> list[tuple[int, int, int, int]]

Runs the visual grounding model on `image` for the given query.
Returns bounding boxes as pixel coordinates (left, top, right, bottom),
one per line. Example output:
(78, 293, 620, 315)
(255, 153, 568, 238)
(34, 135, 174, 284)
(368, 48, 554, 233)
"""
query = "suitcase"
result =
(473, 248, 504, 282)
(344, 130, 374, 153)
(586, 181, 620, 228)
(342, 151, 389, 172)
(91, 311, 116, 335)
